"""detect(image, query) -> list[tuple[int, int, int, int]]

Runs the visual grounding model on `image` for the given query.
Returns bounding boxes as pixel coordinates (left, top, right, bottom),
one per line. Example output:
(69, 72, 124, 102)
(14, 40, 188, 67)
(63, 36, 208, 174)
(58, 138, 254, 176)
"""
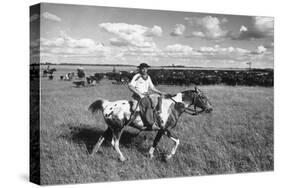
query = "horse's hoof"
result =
(165, 154, 172, 161)
(119, 156, 126, 162)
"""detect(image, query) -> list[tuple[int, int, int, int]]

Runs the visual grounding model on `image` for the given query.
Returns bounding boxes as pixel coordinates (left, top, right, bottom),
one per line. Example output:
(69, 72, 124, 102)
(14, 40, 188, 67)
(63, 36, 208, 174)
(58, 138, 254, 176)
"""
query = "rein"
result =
(166, 93, 204, 116)
(125, 92, 205, 134)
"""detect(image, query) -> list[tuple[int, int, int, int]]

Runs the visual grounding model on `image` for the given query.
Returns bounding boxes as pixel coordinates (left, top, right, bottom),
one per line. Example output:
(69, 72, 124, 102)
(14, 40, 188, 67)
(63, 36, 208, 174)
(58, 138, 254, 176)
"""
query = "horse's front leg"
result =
(164, 130, 180, 160)
(149, 130, 164, 158)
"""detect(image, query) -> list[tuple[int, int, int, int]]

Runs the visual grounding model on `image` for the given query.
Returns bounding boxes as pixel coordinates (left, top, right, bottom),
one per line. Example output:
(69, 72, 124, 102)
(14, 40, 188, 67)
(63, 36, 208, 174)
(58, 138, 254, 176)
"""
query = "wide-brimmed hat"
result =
(137, 63, 150, 69)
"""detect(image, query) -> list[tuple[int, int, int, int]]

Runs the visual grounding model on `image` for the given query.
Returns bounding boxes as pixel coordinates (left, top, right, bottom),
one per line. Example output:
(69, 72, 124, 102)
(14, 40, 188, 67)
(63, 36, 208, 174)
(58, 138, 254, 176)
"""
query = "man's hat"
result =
(137, 63, 150, 69)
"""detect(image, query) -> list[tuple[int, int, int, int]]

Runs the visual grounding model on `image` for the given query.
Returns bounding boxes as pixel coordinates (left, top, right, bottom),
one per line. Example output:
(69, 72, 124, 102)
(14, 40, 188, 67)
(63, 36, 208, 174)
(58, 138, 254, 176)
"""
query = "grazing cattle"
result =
(94, 73, 104, 82)
(43, 68, 56, 77)
(77, 69, 86, 79)
(64, 72, 75, 81)
(86, 76, 98, 86)
(73, 80, 85, 87)
(112, 77, 130, 85)
(88, 87, 213, 161)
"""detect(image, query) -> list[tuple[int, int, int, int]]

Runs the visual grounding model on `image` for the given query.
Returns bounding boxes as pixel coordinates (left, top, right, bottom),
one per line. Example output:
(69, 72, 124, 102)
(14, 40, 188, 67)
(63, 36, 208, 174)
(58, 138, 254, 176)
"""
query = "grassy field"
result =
(38, 77, 273, 185)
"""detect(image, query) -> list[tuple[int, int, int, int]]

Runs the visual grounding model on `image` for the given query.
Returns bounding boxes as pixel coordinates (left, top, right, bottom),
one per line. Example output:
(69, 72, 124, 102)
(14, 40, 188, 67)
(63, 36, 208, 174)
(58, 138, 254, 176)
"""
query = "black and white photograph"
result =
(29, 1, 274, 186)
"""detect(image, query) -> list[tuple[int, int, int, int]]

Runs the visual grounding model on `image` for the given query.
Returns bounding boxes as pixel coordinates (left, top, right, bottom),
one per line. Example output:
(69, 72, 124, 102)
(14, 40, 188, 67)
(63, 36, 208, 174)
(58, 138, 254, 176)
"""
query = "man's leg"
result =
(155, 96, 165, 129)
(131, 99, 138, 111)
(139, 97, 159, 130)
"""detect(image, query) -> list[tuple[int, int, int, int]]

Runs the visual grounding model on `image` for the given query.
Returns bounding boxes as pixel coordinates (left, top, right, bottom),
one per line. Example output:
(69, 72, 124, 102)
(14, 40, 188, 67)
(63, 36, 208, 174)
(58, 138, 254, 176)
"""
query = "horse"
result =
(88, 87, 213, 161)
(64, 72, 75, 81)
(43, 68, 56, 77)
(86, 76, 99, 85)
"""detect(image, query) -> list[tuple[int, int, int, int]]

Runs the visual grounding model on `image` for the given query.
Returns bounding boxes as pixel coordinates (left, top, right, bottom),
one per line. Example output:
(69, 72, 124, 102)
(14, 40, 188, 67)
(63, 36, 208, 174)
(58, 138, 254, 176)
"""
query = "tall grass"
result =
(39, 78, 273, 185)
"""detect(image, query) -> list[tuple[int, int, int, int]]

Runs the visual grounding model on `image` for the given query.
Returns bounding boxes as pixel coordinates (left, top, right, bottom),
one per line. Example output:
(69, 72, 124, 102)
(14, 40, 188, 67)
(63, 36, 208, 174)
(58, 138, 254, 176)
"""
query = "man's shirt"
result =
(129, 73, 155, 94)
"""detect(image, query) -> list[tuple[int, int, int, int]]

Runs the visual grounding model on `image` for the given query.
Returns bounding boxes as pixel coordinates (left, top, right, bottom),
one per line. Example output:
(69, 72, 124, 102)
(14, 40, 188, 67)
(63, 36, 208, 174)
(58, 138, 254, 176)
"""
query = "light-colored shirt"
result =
(129, 73, 155, 94)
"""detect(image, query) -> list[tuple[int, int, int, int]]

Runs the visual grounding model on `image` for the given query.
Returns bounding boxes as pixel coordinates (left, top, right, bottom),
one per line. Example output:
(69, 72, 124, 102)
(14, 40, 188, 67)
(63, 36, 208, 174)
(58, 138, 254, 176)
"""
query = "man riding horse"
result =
(128, 63, 165, 131)
(43, 66, 56, 77)
(88, 63, 213, 161)
(77, 66, 86, 79)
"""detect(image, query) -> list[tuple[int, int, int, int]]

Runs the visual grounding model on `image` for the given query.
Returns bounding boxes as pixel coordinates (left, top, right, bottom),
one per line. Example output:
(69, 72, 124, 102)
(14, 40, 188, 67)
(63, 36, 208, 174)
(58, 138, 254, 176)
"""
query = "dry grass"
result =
(39, 78, 273, 185)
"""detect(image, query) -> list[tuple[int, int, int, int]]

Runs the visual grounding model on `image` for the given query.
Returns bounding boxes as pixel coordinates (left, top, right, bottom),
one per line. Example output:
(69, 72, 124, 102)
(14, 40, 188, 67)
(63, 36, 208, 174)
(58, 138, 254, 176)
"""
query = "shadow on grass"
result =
(59, 123, 150, 156)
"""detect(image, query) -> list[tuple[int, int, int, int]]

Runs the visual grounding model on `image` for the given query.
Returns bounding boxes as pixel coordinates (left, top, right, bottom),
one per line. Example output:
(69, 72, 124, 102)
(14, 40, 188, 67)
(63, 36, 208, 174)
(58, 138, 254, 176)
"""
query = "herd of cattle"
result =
(105, 69, 273, 87)
(30, 65, 273, 87)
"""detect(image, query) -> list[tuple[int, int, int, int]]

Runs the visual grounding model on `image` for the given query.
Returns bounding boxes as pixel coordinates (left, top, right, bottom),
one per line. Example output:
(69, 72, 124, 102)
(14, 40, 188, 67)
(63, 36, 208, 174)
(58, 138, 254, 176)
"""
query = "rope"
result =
(123, 99, 141, 128)
(165, 93, 202, 116)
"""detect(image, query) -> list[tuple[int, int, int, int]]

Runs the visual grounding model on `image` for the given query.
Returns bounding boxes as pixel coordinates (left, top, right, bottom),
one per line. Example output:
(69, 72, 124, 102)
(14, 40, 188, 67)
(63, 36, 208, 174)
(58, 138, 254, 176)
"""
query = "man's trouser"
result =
(132, 95, 162, 128)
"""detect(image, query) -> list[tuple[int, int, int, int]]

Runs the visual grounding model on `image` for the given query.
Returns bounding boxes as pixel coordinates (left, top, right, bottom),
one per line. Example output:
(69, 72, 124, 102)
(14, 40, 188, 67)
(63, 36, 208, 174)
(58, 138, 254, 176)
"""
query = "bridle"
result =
(166, 92, 206, 116)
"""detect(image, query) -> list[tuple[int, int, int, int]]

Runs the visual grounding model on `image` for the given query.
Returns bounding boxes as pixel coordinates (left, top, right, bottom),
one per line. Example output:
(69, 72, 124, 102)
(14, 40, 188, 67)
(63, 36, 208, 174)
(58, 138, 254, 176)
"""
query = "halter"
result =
(166, 92, 205, 116)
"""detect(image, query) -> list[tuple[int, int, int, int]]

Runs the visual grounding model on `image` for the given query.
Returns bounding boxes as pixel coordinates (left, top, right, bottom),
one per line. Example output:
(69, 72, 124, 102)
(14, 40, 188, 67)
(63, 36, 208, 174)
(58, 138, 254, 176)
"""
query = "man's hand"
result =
(139, 94, 145, 98)
(139, 92, 149, 98)
(159, 92, 166, 97)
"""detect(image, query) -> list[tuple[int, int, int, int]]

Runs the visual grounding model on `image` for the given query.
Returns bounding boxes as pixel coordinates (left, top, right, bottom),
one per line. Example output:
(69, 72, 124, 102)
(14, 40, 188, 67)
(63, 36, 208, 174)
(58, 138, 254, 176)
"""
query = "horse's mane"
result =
(164, 89, 196, 99)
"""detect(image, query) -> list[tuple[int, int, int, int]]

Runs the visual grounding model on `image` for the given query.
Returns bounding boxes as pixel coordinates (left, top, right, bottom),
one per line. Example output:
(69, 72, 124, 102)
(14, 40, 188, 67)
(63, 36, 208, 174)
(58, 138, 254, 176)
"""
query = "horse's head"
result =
(180, 86, 213, 114)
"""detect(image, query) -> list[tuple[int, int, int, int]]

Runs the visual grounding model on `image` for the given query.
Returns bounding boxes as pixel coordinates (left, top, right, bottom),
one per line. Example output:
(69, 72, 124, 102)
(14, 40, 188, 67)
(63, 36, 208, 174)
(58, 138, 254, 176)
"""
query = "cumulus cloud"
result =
(145, 25, 163, 37)
(110, 42, 272, 67)
(36, 32, 109, 57)
(170, 24, 186, 36)
(240, 25, 248, 32)
(198, 45, 249, 54)
(40, 33, 95, 49)
(30, 12, 62, 22)
(232, 16, 273, 40)
(194, 44, 272, 67)
(122, 45, 161, 59)
(30, 14, 39, 22)
(109, 38, 129, 46)
(264, 42, 274, 49)
(254, 17, 274, 36)
(164, 44, 201, 58)
(185, 16, 229, 40)
(42, 12, 62, 22)
(195, 45, 250, 62)
(165, 44, 193, 53)
(221, 17, 228, 23)
(99, 23, 162, 48)
(191, 31, 205, 38)
(251, 45, 267, 54)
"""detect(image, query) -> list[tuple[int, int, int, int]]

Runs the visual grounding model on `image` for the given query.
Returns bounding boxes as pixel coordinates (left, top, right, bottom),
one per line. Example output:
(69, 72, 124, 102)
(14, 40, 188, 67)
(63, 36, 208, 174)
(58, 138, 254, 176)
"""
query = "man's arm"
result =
(128, 74, 145, 98)
(128, 84, 145, 98)
(150, 86, 164, 95)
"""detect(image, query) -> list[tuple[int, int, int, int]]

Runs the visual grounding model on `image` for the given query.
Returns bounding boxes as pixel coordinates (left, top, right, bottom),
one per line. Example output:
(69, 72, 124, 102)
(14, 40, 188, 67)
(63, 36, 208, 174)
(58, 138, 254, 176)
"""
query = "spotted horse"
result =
(88, 87, 213, 161)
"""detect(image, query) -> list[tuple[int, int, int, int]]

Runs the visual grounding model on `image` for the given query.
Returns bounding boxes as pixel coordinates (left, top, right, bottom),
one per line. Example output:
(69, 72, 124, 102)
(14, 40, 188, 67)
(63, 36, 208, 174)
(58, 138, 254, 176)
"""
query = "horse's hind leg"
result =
(93, 128, 112, 154)
(113, 129, 126, 162)
(164, 130, 180, 160)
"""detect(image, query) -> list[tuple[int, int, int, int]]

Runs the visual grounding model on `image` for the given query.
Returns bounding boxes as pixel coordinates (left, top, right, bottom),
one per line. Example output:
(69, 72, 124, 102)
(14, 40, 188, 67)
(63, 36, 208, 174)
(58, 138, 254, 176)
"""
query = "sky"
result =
(30, 3, 274, 68)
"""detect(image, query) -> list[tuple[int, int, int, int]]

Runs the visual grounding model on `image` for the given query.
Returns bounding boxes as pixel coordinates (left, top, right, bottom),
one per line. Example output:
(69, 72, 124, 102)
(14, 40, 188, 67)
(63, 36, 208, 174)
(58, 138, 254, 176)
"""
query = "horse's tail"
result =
(88, 99, 105, 114)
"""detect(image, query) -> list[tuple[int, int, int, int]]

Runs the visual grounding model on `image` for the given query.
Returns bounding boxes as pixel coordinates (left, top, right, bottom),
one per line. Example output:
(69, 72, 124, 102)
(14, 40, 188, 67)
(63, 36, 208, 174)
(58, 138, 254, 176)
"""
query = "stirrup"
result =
(145, 123, 161, 131)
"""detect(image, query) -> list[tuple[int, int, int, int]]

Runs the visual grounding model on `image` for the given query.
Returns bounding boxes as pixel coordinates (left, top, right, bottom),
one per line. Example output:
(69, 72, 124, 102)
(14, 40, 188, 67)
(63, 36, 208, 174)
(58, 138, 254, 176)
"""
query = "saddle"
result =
(149, 94, 163, 114)
(130, 94, 163, 129)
